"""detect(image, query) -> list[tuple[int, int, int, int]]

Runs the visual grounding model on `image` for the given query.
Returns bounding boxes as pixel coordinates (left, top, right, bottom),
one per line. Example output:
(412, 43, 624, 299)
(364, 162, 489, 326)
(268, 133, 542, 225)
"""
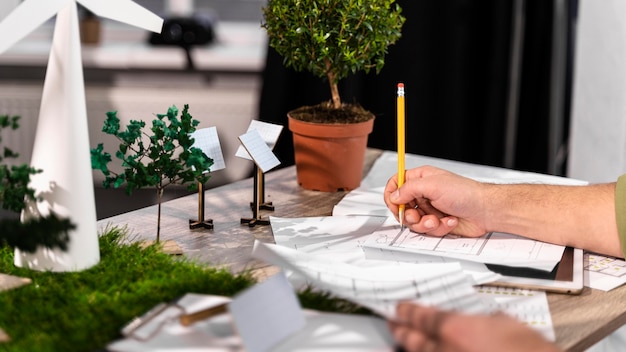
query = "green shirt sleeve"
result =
(616, 174, 626, 258)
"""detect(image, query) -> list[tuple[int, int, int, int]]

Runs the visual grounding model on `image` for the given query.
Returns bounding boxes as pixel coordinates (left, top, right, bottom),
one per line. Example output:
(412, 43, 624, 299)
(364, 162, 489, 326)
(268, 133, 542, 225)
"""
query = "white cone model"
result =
(0, 0, 163, 271)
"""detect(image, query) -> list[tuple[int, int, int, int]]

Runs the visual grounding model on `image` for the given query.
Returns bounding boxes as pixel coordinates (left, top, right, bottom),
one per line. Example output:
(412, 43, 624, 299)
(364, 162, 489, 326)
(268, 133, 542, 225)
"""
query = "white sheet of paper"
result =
(356, 151, 588, 192)
(191, 127, 226, 171)
(238, 129, 280, 173)
(270, 215, 387, 262)
(477, 286, 555, 341)
(108, 293, 394, 352)
(252, 240, 490, 319)
(363, 223, 565, 271)
(235, 120, 283, 160)
(270, 215, 500, 286)
(229, 273, 305, 352)
(584, 253, 626, 291)
(332, 187, 392, 217)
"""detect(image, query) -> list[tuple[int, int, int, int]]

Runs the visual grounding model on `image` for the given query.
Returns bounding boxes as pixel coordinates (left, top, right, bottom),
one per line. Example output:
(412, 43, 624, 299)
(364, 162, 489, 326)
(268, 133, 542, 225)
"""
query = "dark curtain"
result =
(257, 0, 576, 175)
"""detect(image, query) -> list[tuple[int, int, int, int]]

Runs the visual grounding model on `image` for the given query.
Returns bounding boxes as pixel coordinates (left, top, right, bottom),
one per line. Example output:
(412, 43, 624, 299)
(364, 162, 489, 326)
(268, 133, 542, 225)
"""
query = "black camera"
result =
(149, 14, 215, 47)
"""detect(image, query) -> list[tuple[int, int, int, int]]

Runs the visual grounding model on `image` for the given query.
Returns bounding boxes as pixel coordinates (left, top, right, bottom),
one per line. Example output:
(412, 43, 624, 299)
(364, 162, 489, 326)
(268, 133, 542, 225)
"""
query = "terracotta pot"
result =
(288, 115, 374, 192)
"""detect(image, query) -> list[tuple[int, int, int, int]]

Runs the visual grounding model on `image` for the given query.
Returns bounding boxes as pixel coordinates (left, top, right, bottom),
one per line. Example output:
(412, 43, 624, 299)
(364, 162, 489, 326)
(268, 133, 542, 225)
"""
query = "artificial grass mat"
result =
(0, 226, 367, 351)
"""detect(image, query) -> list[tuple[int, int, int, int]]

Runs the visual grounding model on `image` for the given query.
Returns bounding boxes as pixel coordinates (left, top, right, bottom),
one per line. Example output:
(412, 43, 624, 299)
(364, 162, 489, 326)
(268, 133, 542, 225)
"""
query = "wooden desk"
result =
(97, 149, 626, 351)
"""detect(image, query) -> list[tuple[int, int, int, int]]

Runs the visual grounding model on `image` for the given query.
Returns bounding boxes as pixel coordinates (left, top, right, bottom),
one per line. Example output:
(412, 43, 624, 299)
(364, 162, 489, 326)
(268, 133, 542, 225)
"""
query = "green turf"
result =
(0, 225, 368, 351)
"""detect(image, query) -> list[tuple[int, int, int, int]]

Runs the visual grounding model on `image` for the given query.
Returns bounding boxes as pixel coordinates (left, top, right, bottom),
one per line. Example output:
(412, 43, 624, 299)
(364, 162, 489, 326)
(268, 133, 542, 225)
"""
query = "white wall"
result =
(568, 0, 626, 183)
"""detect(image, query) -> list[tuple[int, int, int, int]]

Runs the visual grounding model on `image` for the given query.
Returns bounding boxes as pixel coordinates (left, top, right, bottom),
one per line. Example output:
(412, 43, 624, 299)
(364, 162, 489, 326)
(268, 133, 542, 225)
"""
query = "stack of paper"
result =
(252, 240, 490, 319)
(261, 149, 578, 341)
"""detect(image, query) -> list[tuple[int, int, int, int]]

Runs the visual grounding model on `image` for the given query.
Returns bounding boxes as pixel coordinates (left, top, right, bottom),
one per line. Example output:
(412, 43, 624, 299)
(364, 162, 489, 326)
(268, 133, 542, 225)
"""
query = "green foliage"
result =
(262, 0, 405, 108)
(0, 115, 41, 213)
(0, 226, 372, 351)
(91, 104, 214, 242)
(0, 115, 73, 252)
(298, 286, 371, 315)
(91, 105, 214, 195)
(0, 213, 74, 253)
(0, 226, 256, 351)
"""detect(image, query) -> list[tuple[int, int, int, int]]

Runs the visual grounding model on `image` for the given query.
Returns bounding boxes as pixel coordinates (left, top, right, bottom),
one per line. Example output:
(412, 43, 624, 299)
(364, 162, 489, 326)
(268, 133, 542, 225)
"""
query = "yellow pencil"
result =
(397, 83, 406, 229)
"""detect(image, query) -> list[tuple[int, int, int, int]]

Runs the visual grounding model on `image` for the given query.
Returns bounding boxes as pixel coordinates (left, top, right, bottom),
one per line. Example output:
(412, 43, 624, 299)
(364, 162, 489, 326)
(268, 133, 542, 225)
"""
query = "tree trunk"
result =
(326, 59, 341, 108)
(156, 187, 163, 243)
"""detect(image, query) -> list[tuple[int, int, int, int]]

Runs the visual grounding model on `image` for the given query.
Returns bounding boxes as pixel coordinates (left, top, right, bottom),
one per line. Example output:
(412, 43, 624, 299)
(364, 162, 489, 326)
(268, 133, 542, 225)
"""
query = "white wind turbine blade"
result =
(15, 2, 100, 272)
(0, 0, 70, 54)
(78, 0, 163, 33)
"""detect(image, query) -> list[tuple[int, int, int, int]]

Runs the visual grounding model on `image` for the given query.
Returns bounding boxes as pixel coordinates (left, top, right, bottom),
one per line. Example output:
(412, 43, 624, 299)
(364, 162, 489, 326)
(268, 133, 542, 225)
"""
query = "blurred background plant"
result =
(0, 114, 74, 252)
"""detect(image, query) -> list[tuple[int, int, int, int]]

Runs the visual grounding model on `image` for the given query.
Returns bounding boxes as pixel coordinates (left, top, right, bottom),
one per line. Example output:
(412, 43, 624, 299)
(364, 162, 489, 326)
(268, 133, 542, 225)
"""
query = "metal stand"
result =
(189, 182, 213, 229)
(241, 166, 272, 227)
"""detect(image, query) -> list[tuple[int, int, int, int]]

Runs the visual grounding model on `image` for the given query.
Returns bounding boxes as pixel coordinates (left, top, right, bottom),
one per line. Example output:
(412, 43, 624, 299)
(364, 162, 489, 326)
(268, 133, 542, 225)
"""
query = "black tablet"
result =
(483, 247, 584, 294)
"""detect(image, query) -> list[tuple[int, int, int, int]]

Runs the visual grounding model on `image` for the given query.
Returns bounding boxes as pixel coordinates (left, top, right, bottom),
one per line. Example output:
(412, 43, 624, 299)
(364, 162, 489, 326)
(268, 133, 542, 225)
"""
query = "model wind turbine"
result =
(0, 0, 163, 272)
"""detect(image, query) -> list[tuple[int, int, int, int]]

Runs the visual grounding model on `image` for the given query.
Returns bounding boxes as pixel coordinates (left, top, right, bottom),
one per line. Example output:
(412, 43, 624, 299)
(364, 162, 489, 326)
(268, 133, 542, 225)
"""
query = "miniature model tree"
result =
(91, 104, 213, 243)
(262, 0, 405, 121)
(0, 115, 74, 252)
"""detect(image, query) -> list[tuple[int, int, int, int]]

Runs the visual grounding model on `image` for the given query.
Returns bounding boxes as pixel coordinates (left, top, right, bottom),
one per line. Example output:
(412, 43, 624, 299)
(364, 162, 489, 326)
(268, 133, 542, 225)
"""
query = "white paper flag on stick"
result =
(191, 127, 226, 172)
(238, 129, 281, 173)
(235, 120, 283, 160)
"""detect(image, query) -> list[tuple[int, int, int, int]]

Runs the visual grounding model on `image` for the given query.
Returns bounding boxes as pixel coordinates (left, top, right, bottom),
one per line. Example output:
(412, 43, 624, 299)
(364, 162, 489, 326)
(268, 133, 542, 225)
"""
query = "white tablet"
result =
(484, 247, 584, 294)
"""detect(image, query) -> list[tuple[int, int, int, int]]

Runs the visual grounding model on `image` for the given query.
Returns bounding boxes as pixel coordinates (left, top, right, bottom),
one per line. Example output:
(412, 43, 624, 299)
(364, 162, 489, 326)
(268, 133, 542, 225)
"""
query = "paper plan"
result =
(235, 120, 283, 160)
(476, 286, 555, 342)
(252, 240, 490, 319)
(584, 253, 626, 291)
(270, 215, 500, 285)
(238, 129, 280, 173)
(363, 219, 565, 271)
(254, 237, 554, 341)
(190, 127, 226, 171)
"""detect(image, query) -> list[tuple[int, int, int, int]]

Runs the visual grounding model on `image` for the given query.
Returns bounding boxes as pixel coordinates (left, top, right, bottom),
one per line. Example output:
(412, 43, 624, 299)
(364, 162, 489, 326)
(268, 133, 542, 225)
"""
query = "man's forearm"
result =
(484, 183, 622, 258)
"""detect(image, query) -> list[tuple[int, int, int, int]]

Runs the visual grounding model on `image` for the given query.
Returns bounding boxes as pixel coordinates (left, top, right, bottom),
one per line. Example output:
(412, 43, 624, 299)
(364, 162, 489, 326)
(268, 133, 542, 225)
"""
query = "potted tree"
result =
(262, 0, 405, 192)
(91, 105, 213, 252)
